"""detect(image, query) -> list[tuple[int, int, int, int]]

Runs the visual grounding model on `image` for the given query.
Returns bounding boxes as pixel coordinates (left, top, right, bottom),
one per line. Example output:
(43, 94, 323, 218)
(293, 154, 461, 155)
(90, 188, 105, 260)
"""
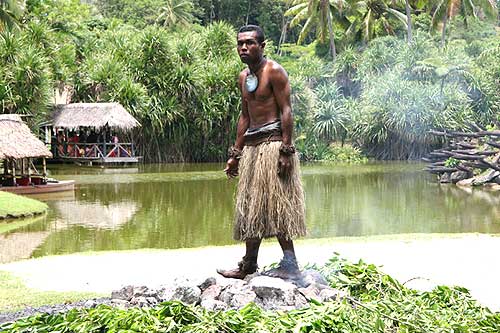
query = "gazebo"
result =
(44, 103, 141, 165)
(0, 114, 52, 188)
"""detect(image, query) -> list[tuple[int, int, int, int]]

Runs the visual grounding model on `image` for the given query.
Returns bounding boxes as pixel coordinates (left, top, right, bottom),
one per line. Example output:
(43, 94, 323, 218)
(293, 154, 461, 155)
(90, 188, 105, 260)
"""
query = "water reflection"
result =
(1, 162, 500, 262)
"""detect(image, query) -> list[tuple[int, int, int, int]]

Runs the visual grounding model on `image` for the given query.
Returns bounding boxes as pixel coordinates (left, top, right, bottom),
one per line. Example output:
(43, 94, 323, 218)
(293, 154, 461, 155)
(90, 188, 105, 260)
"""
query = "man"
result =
(217, 25, 306, 280)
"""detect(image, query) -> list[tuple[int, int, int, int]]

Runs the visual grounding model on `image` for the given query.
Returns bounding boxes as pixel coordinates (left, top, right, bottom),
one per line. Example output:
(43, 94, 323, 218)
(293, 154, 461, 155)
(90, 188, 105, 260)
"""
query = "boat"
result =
(0, 180, 75, 195)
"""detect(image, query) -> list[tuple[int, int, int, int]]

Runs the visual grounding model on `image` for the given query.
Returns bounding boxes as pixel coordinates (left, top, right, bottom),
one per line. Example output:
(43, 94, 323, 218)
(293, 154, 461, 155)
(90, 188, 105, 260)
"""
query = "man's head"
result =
(237, 25, 265, 64)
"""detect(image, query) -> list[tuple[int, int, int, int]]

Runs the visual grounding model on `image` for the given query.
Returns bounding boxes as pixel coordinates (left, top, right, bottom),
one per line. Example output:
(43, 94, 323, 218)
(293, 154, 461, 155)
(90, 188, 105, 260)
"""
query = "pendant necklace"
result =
(245, 58, 266, 93)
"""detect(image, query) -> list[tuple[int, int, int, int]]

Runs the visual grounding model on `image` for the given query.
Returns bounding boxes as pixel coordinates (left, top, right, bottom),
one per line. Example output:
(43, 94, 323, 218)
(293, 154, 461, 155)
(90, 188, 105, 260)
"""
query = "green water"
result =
(2, 162, 500, 263)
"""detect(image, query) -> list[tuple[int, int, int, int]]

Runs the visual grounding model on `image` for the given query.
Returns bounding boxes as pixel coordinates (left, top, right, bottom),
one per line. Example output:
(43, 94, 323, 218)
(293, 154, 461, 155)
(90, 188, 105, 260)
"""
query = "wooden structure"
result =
(0, 114, 74, 194)
(44, 103, 141, 165)
(424, 124, 500, 188)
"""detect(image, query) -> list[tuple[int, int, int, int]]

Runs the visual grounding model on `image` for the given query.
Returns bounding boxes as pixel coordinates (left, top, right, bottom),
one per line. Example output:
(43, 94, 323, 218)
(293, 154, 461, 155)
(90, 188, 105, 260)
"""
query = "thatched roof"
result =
(52, 103, 141, 130)
(0, 114, 52, 159)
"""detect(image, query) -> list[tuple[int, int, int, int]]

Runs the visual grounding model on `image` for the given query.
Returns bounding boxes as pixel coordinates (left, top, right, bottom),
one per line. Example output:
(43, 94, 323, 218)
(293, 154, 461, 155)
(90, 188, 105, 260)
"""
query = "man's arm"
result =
(225, 72, 250, 177)
(270, 63, 294, 177)
(270, 64, 293, 146)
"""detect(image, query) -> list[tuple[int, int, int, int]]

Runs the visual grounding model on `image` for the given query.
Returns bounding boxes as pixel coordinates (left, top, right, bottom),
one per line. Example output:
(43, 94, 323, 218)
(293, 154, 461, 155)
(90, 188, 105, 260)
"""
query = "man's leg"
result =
(262, 236, 301, 279)
(217, 238, 262, 279)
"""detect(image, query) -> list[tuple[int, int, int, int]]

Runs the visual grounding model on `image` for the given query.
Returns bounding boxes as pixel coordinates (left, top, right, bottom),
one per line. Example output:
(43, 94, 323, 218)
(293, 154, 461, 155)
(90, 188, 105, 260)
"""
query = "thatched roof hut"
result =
(0, 114, 52, 159)
(52, 103, 140, 130)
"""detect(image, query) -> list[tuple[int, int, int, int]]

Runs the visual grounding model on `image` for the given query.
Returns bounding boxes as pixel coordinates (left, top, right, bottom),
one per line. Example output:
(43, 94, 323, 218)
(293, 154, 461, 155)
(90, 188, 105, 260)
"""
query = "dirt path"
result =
(2, 233, 500, 310)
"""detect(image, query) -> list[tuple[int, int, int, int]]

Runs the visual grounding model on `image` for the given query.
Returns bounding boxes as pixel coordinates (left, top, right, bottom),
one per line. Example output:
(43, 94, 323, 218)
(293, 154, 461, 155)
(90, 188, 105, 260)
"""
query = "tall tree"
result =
(0, 0, 24, 31)
(285, 0, 348, 60)
(157, 0, 198, 27)
(346, 0, 408, 42)
(430, 0, 497, 48)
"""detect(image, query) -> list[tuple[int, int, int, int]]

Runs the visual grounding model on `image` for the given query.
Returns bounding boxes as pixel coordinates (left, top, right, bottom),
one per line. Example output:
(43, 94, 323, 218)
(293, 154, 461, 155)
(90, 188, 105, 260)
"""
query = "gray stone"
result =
(157, 287, 175, 302)
(110, 299, 129, 308)
(439, 173, 451, 183)
(130, 296, 150, 307)
(298, 284, 321, 302)
(132, 286, 149, 296)
(201, 284, 222, 301)
(319, 288, 346, 302)
(111, 285, 134, 301)
(219, 283, 256, 308)
(198, 277, 217, 291)
(172, 281, 202, 305)
(301, 269, 329, 287)
(200, 299, 228, 311)
(450, 171, 470, 184)
(250, 276, 308, 309)
(83, 300, 98, 308)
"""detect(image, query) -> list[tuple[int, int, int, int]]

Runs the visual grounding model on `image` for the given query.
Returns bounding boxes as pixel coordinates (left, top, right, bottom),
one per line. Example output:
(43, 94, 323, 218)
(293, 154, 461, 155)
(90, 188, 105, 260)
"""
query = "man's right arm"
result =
(225, 72, 250, 177)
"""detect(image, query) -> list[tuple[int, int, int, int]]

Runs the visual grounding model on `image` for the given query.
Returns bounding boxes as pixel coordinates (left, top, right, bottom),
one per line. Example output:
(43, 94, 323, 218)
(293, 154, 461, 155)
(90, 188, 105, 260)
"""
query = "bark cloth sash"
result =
(244, 119, 282, 146)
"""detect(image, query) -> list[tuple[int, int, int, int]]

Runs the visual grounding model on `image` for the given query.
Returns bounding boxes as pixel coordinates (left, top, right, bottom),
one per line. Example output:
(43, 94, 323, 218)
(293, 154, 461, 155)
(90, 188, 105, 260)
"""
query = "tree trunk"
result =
(440, 12, 448, 49)
(323, 0, 337, 60)
(277, 16, 288, 56)
(405, 0, 413, 44)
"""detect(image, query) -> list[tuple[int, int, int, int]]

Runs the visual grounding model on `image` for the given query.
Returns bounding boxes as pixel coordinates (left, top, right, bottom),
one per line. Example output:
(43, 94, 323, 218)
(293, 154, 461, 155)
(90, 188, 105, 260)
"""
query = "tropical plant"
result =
(156, 0, 198, 28)
(0, 0, 23, 31)
(285, 0, 350, 60)
(345, 0, 409, 42)
(430, 0, 497, 48)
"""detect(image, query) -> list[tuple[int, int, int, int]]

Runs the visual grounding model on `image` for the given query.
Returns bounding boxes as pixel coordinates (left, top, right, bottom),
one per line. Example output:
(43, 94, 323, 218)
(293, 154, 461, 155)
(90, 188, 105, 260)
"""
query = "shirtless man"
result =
(217, 25, 306, 280)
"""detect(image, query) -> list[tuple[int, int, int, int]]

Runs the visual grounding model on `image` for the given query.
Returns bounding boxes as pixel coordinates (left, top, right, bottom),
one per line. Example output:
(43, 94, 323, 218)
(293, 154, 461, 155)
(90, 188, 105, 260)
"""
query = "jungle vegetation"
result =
(0, 0, 499, 161)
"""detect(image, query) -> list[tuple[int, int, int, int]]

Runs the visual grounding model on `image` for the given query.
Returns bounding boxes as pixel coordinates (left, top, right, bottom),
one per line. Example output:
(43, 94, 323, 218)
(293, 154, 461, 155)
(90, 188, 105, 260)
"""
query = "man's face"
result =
(237, 31, 264, 64)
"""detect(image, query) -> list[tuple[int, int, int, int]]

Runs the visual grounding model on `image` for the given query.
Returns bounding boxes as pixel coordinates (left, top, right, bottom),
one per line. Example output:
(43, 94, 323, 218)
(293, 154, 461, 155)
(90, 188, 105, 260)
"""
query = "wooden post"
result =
(42, 157, 47, 181)
(27, 158, 31, 184)
(11, 159, 16, 186)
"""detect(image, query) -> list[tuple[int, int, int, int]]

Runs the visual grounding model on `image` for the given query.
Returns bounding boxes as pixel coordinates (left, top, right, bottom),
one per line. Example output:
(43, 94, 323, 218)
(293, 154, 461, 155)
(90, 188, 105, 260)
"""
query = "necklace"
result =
(245, 58, 266, 93)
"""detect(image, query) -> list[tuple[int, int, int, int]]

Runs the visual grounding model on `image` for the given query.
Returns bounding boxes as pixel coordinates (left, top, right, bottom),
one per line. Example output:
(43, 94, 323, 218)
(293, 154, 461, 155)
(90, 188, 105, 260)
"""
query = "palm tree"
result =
(0, 0, 24, 31)
(285, 0, 349, 60)
(346, 0, 409, 42)
(157, 0, 196, 28)
(430, 0, 497, 48)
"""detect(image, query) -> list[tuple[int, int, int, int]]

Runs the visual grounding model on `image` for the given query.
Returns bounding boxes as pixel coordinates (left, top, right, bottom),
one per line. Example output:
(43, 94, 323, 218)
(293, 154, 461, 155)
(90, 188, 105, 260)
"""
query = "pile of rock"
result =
(110, 270, 345, 311)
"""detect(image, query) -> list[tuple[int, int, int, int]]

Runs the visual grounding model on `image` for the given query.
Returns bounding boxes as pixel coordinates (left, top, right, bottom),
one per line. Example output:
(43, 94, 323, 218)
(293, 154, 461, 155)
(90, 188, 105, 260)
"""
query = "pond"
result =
(1, 162, 500, 263)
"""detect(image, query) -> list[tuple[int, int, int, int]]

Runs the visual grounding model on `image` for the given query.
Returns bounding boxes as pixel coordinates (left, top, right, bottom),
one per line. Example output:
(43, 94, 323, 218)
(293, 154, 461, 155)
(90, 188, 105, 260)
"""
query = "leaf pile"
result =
(2, 255, 500, 332)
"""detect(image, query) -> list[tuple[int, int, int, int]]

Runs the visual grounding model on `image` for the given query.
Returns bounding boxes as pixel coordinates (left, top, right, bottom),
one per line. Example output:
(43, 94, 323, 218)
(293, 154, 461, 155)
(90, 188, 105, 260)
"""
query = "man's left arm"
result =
(271, 65, 294, 177)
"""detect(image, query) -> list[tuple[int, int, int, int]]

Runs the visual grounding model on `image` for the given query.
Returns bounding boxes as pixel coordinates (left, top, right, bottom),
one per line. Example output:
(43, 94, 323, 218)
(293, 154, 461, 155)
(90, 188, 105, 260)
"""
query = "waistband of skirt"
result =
(244, 134, 283, 146)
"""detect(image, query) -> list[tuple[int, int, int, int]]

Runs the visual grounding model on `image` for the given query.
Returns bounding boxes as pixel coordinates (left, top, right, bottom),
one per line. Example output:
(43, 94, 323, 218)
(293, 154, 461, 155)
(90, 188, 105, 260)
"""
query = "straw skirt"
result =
(234, 141, 306, 241)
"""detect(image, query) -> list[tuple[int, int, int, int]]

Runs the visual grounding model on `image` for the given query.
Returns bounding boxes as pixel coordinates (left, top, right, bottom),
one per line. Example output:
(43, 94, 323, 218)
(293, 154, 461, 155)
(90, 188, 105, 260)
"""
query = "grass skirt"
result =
(234, 141, 306, 241)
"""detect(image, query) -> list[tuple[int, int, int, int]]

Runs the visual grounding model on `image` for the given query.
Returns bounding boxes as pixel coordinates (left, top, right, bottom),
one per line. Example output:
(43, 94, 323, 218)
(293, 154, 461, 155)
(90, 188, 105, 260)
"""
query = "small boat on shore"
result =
(0, 180, 75, 195)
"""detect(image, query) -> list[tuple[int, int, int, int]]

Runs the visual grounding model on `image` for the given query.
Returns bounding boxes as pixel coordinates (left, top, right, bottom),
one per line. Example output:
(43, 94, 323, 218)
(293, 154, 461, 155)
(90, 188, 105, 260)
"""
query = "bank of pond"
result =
(0, 192, 47, 220)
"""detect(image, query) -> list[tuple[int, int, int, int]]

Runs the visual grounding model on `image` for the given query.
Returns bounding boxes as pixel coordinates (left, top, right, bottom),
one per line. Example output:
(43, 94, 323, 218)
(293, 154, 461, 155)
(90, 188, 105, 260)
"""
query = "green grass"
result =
(0, 191, 48, 219)
(0, 271, 103, 313)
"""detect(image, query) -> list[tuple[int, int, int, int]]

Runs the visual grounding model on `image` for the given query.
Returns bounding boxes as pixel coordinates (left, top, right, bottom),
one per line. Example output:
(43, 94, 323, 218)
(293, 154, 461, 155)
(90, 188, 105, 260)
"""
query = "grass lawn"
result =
(0, 191, 48, 219)
(0, 271, 103, 313)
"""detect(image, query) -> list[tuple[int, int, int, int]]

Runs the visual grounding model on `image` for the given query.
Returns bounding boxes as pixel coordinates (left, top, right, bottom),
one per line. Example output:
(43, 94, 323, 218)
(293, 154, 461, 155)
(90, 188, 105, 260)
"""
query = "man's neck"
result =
(248, 57, 267, 74)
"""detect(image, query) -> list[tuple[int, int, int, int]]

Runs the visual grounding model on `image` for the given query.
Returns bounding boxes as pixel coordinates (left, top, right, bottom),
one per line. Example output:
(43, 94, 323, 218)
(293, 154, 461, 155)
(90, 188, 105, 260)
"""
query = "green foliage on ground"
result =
(0, 191, 47, 219)
(0, 271, 102, 313)
(2, 255, 500, 332)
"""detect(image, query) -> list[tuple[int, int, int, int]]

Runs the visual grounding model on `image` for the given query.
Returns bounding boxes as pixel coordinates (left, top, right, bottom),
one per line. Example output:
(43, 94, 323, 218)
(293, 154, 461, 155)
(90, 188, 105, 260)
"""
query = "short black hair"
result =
(238, 25, 265, 44)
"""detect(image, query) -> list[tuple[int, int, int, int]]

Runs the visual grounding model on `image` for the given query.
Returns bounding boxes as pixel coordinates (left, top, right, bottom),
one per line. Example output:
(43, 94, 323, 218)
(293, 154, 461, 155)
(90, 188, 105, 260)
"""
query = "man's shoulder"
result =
(266, 59, 286, 73)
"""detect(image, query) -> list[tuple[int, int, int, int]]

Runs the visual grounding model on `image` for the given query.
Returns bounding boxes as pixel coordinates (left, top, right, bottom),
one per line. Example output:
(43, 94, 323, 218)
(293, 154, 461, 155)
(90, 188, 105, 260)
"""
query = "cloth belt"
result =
(244, 120, 282, 146)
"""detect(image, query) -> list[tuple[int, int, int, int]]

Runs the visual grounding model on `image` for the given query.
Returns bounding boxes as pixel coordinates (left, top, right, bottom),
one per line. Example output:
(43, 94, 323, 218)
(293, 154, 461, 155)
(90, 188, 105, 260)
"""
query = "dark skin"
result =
(219, 31, 299, 279)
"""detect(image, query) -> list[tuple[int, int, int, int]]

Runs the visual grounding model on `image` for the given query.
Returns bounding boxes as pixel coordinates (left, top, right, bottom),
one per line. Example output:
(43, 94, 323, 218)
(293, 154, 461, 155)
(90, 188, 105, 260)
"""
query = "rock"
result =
(300, 269, 329, 288)
(172, 280, 202, 305)
(219, 283, 256, 308)
(200, 299, 228, 311)
(456, 177, 474, 187)
(198, 277, 217, 291)
(130, 296, 150, 307)
(110, 299, 129, 308)
(439, 173, 451, 183)
(201, 284, 222, 301)
(83, 300, 98, 308)
(319, 288, 346, 302)
(249, 276, 308, 310)
(111, 285, 134, 301)
(298, 284, 321, 302)
(157, 287, 176, 302)
(450, 171, 470, 184)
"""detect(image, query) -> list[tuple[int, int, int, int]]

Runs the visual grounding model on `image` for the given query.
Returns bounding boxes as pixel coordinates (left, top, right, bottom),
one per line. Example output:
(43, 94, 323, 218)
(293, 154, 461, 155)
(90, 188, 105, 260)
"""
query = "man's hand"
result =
(278, 154, 291, 178)
(224, 158, 239, 178)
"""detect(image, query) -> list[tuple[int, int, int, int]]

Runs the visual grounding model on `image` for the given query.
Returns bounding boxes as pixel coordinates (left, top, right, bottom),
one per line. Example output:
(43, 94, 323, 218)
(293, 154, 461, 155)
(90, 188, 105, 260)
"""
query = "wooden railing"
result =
(53, 142, 136, 159)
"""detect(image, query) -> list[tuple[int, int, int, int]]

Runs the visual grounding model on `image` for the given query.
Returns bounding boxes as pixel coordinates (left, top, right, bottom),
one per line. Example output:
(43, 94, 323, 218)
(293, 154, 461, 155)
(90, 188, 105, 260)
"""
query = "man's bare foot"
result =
(217, 257, 257, 279)
(262, 256, 302, 280)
